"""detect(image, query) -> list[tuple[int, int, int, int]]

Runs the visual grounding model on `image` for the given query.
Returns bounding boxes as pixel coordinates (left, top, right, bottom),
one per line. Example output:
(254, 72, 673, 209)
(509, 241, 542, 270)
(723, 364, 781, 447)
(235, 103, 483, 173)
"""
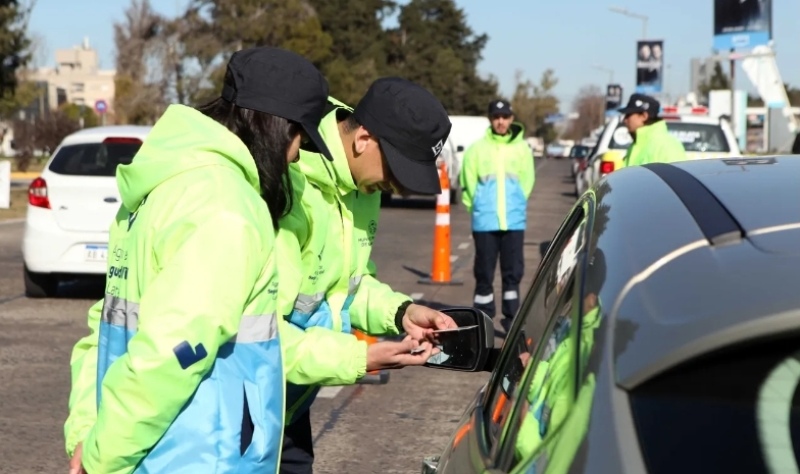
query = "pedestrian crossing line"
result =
(317, 386, 343, 399)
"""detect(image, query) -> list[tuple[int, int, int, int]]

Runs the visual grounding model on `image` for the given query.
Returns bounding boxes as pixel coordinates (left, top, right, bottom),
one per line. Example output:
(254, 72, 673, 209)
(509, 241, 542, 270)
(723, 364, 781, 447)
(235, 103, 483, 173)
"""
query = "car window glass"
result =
(630, 335, 800, 474)
(49, 142, 143, 177)
(506, 274, 580, 472)
(499, 218, 588, 471)
(483, 209, 587, 450)
(665, 122, 731, 152)
(608, 121, 731, 153)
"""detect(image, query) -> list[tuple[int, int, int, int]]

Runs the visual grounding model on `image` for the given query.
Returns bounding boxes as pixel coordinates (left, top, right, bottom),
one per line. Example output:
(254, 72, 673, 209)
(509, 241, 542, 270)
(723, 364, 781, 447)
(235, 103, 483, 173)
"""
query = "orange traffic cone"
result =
(419, 160, 463, 286)
(353, 329, 390, 384)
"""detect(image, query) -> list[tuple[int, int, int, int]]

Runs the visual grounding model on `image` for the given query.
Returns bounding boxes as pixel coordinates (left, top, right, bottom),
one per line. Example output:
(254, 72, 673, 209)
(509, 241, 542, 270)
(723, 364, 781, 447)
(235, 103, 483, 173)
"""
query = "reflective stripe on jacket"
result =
(65, 105, 284, 474)
(277, 98, 410, 424)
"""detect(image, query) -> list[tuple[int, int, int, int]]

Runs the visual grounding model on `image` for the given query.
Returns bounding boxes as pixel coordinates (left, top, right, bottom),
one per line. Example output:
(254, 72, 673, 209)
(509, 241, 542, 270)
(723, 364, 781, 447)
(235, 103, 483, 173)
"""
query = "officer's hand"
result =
(402, 303, 457, 341)
(366, 336, 439, 371)
(69, 442, 86, 474)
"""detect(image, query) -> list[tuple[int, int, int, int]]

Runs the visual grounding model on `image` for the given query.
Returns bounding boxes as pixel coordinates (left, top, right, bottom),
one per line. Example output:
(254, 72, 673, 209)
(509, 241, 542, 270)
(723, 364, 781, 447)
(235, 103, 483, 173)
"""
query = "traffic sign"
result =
(94, 99, 107, 114)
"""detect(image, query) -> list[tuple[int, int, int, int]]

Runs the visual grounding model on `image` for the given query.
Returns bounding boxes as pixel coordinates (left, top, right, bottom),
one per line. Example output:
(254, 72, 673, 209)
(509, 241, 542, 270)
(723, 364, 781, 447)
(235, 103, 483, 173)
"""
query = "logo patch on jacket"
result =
(368, 220, 378, 235)
(173, 341, 208, 369)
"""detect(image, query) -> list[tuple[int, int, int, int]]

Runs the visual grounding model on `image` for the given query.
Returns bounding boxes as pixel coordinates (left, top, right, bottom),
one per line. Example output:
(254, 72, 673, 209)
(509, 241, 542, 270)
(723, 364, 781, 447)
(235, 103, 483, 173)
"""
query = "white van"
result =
(382, 115, 489, 205)
(448, 115, 491, 177)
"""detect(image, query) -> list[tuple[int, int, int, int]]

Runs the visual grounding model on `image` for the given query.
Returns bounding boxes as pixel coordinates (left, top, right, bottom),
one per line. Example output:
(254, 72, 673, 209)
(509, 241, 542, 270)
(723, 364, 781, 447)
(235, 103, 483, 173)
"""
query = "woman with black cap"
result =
(65, 47, 335, 474)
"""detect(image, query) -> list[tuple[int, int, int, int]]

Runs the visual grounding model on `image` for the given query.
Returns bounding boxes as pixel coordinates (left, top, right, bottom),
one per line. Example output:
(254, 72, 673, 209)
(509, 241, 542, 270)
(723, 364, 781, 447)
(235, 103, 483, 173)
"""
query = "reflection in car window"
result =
(483, 209, 586, 451)
(508, 245, 606, 474)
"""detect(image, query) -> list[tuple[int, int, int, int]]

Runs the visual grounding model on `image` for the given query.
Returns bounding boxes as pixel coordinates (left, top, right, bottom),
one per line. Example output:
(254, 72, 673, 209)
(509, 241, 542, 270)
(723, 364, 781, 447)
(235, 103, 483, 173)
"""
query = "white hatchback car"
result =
(22, 125, 151, 297)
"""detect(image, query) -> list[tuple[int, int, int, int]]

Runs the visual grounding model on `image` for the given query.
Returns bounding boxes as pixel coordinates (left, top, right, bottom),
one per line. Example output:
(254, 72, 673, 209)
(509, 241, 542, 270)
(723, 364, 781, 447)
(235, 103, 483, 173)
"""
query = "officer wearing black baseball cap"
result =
(352, 77, 452, 194)
(277, 78, 457, 474)
(617, 93, 685, 168)
(617, 93, 660, 117)
(221, 46, 333, 161)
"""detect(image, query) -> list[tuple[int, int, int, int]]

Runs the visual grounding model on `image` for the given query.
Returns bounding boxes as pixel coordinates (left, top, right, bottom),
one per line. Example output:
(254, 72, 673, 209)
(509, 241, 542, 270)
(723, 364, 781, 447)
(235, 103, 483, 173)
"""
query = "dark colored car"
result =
(568, 145, 591, 179)
(422, 156, 800, 474)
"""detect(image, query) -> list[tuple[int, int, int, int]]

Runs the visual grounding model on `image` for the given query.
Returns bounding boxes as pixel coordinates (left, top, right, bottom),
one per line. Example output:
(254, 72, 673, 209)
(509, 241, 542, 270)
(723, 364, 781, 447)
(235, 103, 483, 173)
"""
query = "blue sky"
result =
(29, 0, 799, 109)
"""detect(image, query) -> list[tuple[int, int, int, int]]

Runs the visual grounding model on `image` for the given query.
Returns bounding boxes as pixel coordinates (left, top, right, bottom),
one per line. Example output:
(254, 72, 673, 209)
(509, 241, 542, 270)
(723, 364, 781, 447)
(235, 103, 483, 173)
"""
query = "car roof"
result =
(590, 156, 800, 389)
(59, 125, 152, 146)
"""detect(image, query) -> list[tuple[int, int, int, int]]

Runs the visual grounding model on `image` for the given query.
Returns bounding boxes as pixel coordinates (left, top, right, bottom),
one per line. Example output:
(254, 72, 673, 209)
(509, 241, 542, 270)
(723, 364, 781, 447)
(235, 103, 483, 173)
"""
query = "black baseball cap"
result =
(618, 93, 660, 116)
(221, 46, 333, 161)
(353, 78, 452, 195)
(488, 99, 513, 116)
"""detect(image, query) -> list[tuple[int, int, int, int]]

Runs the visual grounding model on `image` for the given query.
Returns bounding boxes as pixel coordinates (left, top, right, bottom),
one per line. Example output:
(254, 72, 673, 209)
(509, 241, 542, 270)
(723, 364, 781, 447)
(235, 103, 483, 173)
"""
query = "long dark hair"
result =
(196, 95, 298, 229)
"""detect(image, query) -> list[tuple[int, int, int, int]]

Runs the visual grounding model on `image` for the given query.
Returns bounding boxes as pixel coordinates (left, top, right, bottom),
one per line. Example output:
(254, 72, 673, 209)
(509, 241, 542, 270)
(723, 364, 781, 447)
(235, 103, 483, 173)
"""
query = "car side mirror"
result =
(456, 145, 464, 153)
(424, 307, 494, 372)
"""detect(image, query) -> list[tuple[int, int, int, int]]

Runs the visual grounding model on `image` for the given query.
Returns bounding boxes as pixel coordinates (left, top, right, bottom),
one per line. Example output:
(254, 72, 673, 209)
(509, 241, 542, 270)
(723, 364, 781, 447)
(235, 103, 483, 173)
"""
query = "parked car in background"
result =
(568, 144, 591, 178)
(579, 106, 740, 194)
(525, 136, 544, 157)
(22, 125, 151, 297)
(421, 156, 800, 474)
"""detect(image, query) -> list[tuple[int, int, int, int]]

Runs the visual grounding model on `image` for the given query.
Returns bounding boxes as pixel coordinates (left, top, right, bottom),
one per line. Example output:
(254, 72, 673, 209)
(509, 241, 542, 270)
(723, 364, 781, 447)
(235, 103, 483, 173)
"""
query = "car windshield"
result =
(48, 140, 143, 177)
(609, 121, 731, 153)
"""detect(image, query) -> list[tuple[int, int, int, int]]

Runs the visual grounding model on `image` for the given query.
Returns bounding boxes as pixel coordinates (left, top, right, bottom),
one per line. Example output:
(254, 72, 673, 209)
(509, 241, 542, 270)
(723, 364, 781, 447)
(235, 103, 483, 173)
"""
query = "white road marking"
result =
(317, 386, 343, 399)
(450, 255, 458, 262)
(458, 242, 470, 250)
(410, 292, 424, 301)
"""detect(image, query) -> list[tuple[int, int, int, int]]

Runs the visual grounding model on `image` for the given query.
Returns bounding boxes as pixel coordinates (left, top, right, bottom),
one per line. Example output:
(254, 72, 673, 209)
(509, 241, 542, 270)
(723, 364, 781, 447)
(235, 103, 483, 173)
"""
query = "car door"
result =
(479, 201, 593, 472)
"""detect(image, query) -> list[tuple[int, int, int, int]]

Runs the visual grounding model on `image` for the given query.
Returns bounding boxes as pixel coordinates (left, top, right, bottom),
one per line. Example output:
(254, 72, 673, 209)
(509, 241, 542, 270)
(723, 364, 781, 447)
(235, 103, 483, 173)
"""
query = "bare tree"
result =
(565, 85, 605, 140)
(113, 0, 167, 124)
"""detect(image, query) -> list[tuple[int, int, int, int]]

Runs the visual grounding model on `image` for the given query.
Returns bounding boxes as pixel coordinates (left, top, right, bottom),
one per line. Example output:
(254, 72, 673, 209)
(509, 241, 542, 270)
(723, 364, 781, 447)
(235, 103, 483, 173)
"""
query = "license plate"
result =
(85, 244, 108, 262)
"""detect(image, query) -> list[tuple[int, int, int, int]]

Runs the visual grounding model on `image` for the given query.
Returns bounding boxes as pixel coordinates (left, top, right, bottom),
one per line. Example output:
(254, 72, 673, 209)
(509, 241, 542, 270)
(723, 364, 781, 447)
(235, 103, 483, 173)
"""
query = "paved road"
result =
(0, 157, 576, 473)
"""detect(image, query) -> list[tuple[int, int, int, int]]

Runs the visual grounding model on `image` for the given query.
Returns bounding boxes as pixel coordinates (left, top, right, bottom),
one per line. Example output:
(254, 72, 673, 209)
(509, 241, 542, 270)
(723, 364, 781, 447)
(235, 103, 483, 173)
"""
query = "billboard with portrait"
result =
(714, 0, 772, 50)
(605, 84, 623, 115)
(635, 40, 663, 94)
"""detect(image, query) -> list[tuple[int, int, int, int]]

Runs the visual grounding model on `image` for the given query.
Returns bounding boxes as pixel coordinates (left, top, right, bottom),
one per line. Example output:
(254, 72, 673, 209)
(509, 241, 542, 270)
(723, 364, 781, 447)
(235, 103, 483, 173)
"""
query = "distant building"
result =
(27, 37, 115, 117)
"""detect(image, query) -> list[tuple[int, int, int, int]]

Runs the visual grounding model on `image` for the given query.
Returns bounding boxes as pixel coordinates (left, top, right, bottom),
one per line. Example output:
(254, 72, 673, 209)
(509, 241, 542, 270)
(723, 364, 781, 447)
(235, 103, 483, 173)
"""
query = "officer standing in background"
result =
(460, 99, 535, 332)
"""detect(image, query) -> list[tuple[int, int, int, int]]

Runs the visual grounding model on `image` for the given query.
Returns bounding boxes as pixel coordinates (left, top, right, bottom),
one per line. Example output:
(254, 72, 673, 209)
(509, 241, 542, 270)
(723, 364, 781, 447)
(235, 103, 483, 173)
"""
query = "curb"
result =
(0, 217, 24, 226)
(10, 172, 39, 179)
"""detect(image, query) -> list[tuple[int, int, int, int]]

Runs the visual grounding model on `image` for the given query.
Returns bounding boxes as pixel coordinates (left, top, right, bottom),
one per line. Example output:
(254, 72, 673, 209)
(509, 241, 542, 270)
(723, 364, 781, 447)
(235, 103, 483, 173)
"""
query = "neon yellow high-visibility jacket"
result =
(459, 123, 535, 232)
(64, 105, 285, 474)
(620, 119, 686, 168)
(277, 98, 411, 424)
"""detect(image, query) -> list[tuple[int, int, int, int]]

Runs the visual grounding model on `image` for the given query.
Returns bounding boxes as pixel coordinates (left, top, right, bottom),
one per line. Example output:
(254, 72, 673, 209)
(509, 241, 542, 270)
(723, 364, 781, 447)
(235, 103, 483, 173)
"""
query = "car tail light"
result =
(103, 137, 142, 144)
(28, 177, 50, 209)
(600, 161, 615, 175)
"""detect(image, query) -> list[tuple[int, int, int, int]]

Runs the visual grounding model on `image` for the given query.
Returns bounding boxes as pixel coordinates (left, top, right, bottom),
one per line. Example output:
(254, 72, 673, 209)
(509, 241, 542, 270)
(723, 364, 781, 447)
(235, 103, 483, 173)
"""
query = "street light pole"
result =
(592, 65, 614, 84)
(608, 6, 649, 38)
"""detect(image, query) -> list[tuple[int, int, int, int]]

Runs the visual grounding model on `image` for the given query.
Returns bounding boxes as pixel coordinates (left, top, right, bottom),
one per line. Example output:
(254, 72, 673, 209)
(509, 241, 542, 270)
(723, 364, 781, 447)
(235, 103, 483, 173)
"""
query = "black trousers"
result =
(280, 411, 314, 474)
(472, 230, 524, 319)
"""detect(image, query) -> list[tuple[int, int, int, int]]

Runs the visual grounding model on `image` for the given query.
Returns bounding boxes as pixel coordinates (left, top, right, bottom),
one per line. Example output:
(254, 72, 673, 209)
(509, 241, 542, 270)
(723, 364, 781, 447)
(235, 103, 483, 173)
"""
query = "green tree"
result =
(512, 69, 560, 142)
(308, 0, 395, 104)
(61, 103, 100, 128)
(0, 0, 35, 119)
(384, 0, 497, 114)
(179, 0, 333, 104)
